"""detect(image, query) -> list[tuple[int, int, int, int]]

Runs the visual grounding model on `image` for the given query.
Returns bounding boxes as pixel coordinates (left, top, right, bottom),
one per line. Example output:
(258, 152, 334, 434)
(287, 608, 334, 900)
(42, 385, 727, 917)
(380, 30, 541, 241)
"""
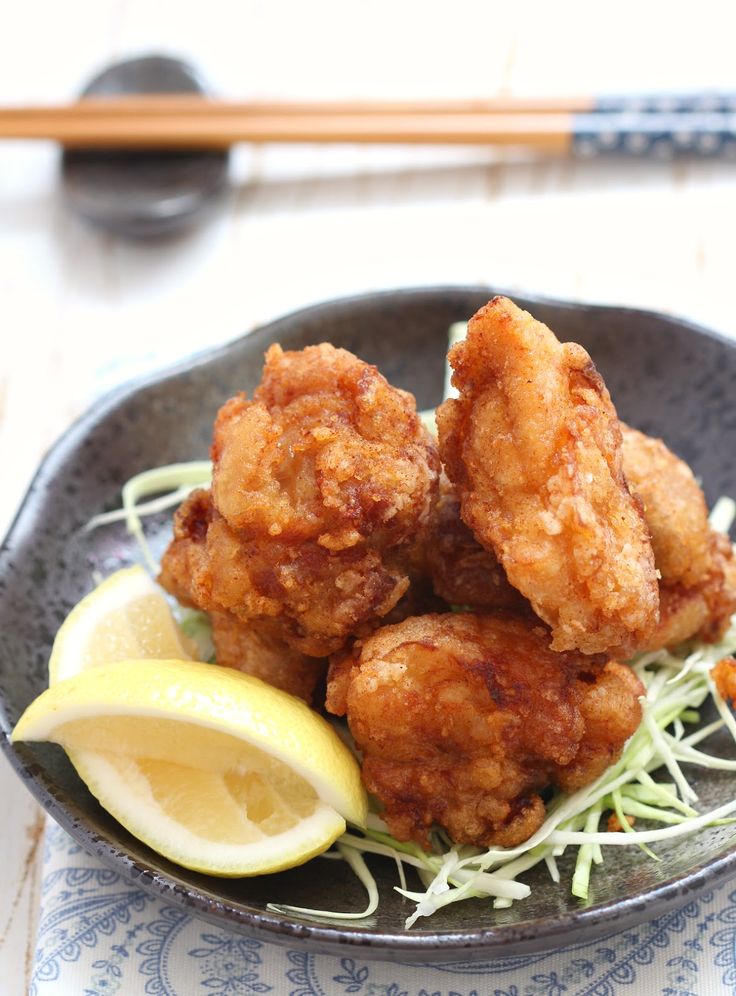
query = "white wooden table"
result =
(3, 2, 736, 992)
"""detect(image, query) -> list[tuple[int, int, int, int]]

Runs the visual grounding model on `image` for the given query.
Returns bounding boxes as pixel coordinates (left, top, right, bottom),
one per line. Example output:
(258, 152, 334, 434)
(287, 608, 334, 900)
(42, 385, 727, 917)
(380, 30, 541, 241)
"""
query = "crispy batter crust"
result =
(648, 532, 736, 649)
(437, 296, 659, 656)
(209, 611, 325, 704)
(620, 426, 736, 649)
(712, 655, 736, 704)
(326, 613, 643, 848)
(621, 424, 712, 587)
(422, 420, 735, 650)
(415, 474, 527, 611)
(158, 489, 324, 702)
(160, 343, 440, 669)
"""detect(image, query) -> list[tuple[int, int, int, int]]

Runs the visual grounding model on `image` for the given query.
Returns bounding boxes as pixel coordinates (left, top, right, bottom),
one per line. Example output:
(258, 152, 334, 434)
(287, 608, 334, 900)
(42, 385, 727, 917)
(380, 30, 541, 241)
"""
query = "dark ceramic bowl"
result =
(2, 287, 736, 963)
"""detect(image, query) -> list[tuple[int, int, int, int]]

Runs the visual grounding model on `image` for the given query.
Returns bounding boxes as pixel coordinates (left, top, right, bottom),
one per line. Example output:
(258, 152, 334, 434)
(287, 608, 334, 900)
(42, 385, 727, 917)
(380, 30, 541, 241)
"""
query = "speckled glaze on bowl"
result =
(2, 287, 736, 963)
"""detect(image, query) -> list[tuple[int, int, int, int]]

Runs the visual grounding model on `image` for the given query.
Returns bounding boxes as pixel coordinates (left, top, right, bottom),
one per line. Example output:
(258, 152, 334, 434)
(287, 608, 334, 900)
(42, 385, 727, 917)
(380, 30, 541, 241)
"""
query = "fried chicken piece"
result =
(647, 532, 736, 649)
(618, 425, 736, 648)
(620, 424, 712, 587)
(158, 488, 212, 609)
(209, 611, 325, 703)
(161, 343, 440, 662)
(159, 488, 324, 702)
(415, 474, 527, 611)
(380, 570, 448, 623)
(618, 424, 736, 646)
(326, 613, 643, 849)
(425, 414, 734, 647)
(437, 296, 659, 656)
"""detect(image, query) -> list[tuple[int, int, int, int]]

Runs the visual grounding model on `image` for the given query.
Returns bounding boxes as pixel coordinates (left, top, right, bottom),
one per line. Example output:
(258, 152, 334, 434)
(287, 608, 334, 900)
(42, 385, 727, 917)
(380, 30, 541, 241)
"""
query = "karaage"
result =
(620, 424, 736, 648)
(422, 416, 736, 649)
(415, 474, 526, 612)
(209, 610, 325, 703)
(649, 532, 736, 649)
(160, 343, 440, 664)
(620, 424, 711, 587)
(158, 487, 324, 701)
(156, 300, 736, 858)
(437, 296, 659, 656)
(326, 612, 643, 849)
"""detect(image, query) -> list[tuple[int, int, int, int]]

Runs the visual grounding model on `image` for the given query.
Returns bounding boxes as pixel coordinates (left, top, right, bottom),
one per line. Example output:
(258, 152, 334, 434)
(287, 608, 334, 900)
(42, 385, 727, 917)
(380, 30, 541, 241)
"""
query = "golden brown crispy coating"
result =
(437, 296, 659, 656)
(158, 489, 323, 702)
(160, 343, 440, 661)
(209, 611, 325, 704)
(380, 571, 449, 624)
(415, 475, 527, 611)
(621, 424, 712, 587)
(158, 488, 213, 609)
(555, 656, 644, 793)
(711, 655, 736, 704)
(421, 434, 734, 651)
(647, 532, 736, 649)
(212, 343, 438, 549)
(424, 418, 734, 649)
(326, 613, 643, 849)
(700, 533, 736, 640)
(206, 343, 439, 655)
(619, 425, 736, 648)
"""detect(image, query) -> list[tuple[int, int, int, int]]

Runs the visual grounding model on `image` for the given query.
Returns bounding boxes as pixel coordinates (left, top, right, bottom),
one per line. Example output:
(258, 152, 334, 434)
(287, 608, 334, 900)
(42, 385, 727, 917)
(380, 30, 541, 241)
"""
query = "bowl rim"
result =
(3, 284, 736, 960)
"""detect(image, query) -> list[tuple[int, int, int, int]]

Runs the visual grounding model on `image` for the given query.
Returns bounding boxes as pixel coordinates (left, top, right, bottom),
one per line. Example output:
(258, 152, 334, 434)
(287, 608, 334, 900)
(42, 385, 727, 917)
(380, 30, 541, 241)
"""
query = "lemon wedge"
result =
(13, 658, 367, 875)
(25, 566, 366, 876)
(48, 565, 193, 684)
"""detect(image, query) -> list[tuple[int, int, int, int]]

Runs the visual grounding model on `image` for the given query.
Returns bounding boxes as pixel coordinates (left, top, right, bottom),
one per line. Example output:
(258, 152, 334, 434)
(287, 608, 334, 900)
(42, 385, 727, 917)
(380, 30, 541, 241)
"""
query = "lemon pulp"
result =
(13, 567, 367, 876)
(49, 565, 192, 683)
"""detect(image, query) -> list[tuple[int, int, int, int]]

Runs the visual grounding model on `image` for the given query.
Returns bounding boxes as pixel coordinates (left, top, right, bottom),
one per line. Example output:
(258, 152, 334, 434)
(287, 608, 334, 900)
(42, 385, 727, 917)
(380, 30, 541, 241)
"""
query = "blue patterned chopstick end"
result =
(572, 111, 736, 158)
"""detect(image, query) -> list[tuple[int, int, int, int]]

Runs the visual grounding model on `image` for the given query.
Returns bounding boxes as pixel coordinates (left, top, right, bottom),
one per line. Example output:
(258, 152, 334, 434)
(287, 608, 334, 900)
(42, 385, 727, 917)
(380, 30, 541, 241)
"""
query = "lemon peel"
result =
(48, 565, 192, 684)
(14, 659, 366, 875)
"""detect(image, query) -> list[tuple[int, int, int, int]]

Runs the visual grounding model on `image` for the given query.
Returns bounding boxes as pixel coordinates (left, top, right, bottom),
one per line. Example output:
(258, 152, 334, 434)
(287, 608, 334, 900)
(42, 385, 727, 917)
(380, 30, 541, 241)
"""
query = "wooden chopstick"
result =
(0, 95, 595, 120)
(4, 91, 735, 119)
(1, 100, 734, 156)
(0, 108, 573, 150)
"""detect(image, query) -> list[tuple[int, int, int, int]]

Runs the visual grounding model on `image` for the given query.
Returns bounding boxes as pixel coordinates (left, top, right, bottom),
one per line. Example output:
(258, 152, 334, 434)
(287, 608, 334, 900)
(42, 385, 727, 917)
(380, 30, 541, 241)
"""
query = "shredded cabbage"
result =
(85, 461, 211, 572)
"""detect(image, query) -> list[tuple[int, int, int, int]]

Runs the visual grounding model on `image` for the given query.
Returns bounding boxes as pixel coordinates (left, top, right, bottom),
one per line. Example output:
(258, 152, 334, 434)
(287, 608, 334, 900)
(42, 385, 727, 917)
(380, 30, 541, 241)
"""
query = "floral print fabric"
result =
(32, 819, 736, 996)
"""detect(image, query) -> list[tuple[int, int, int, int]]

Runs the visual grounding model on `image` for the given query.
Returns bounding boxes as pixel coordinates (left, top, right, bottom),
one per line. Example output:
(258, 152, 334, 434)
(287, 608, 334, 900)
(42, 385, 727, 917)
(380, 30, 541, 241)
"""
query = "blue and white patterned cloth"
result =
(32, 818, 736, 996)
